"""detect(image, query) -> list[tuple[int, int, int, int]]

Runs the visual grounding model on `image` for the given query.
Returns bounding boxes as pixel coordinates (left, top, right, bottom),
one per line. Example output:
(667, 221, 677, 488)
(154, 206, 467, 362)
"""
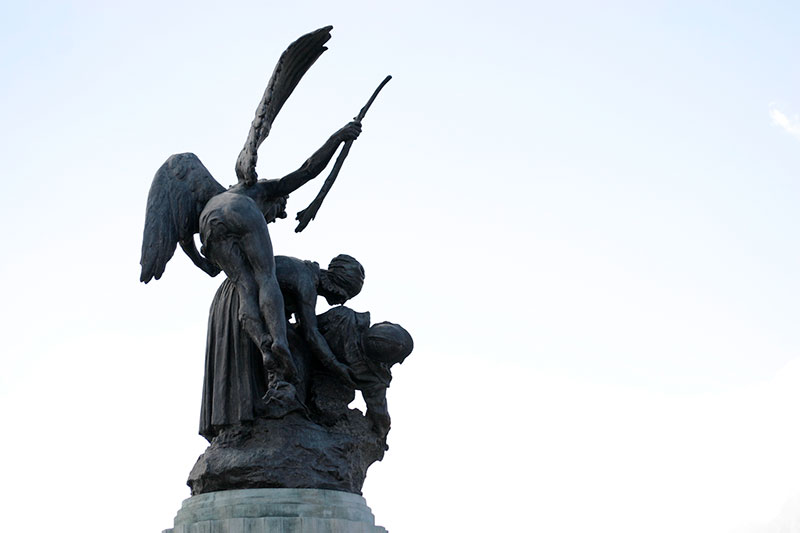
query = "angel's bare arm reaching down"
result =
(179, 238, 220, 277)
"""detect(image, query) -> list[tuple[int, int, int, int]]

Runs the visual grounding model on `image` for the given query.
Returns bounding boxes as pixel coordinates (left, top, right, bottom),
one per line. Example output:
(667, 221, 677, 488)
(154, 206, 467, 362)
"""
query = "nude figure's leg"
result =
(206, 240, 277, 375)
(257, 277, 297, 383)
(239, 226, 297, 385)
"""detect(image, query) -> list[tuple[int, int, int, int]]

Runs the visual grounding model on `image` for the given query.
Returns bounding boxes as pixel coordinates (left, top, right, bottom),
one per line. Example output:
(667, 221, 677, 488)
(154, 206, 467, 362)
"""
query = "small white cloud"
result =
(769, 104, 800, 142)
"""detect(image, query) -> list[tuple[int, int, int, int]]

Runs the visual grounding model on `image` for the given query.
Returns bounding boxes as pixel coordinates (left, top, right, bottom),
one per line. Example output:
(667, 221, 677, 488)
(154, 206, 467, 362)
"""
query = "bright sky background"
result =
(1, 1, 799, 532)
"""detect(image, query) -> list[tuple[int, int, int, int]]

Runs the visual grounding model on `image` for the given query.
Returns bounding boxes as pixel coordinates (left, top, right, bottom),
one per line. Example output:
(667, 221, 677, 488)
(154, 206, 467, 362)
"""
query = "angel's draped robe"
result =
(200, 279, 268, 441)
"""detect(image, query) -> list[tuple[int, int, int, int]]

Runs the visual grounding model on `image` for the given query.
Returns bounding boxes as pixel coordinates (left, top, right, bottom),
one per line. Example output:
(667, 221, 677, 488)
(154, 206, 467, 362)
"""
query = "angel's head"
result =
(263, 195, 288, 223)
(319, 254, 365, 305)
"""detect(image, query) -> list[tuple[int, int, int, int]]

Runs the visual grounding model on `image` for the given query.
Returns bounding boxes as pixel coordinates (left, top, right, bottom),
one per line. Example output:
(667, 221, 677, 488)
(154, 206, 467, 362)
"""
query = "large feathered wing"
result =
(140, 153, 225, 283)
(235, 26, 333, 186)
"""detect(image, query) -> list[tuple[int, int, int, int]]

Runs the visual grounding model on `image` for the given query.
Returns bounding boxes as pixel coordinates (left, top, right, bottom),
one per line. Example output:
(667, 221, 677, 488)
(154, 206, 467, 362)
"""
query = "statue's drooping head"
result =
(263, 195, 288, 223)
(320, 254, 365, 305)
(364, 322, 413, 366)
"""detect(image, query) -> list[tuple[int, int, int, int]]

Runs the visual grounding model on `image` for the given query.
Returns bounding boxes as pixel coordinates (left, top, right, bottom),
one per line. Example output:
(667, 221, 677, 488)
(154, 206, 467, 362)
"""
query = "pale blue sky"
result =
(1, 2, 799, 532)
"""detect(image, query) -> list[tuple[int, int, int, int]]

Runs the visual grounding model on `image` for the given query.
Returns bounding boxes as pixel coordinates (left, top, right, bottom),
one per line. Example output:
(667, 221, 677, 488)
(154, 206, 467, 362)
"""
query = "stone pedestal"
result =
(163, 488, 388, 533)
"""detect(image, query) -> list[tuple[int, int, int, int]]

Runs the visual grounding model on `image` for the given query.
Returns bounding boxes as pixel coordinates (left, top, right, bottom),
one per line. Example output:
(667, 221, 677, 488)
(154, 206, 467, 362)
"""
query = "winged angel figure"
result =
(140, 27, 360, 392)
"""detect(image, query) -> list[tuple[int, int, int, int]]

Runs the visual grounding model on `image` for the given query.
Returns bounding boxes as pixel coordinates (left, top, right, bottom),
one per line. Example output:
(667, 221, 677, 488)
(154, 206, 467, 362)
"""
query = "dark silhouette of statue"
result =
(141, 27, 413, 498)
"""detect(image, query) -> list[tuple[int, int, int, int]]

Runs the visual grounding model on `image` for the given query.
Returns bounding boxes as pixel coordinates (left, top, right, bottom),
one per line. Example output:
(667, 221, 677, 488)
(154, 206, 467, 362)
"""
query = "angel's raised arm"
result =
(270, 121, 361, 197)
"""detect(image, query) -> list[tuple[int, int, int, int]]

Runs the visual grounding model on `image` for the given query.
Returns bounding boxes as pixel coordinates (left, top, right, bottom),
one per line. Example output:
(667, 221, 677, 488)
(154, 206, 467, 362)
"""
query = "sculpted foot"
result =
(259, 380, 306, 419)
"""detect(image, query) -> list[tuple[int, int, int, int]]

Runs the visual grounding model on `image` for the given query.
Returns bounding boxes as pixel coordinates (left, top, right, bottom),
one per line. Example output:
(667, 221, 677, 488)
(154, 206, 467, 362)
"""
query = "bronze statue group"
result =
(140, 27, 412, 449)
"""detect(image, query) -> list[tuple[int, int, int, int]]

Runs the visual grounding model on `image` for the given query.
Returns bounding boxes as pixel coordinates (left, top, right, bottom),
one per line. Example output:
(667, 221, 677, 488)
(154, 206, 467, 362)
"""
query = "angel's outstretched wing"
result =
(235, 26, 333, 186)
(140, 153, 225, 283)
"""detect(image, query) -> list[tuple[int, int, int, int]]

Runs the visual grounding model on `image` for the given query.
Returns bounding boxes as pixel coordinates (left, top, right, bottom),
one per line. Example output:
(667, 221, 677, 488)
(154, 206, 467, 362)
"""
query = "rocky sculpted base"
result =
(188, 409, 385, 496)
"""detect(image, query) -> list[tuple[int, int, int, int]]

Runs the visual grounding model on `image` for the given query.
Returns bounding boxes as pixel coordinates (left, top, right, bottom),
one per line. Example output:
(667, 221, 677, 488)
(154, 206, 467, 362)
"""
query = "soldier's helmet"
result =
(364, 322, 413, 366)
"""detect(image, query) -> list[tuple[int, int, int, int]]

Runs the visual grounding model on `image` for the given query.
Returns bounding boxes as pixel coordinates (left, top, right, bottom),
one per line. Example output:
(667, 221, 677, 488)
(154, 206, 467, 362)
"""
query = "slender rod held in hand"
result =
(295, 75, 392, 232)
